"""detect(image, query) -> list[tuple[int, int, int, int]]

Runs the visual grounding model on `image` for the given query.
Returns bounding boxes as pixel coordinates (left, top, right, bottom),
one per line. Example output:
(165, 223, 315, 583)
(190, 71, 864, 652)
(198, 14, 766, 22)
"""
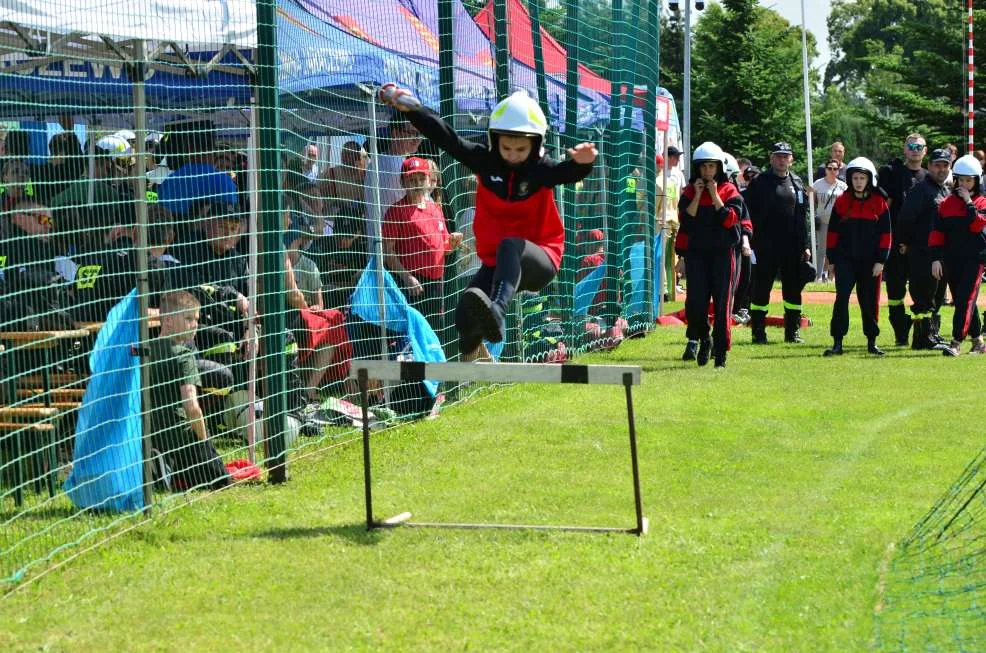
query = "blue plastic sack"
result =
(64, 290, 144, 512)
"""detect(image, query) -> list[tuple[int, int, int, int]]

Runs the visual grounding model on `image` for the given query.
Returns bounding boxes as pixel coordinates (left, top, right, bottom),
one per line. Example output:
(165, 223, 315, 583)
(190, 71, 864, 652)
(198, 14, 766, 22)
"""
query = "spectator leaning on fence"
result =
(382, 156, 463, 332)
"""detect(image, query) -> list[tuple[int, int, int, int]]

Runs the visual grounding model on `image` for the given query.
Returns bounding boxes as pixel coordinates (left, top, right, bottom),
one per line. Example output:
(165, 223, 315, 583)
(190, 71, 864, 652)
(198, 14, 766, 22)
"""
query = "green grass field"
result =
(1, 300, 981, 652)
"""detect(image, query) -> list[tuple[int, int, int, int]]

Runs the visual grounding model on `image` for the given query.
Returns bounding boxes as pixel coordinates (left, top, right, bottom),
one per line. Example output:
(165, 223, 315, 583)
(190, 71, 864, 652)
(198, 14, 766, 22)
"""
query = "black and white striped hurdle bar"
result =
(350, 361, 646, 536)
(348, 360, 641, 386)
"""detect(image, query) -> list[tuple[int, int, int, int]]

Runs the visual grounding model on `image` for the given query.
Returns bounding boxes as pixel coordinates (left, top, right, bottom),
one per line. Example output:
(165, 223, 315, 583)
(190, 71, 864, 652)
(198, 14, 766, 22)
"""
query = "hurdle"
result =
(351, 361, 647, 536)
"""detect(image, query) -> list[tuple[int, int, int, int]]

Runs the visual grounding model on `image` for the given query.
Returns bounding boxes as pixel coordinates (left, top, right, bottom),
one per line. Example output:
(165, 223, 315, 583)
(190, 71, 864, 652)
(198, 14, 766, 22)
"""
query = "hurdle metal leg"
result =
(624, 373, 647, 536)
(359, 368, 374, 530)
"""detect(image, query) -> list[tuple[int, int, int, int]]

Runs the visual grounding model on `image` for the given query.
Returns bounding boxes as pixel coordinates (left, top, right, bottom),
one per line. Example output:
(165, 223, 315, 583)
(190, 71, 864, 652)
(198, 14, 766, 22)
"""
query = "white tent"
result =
(0, 0, 256, 47)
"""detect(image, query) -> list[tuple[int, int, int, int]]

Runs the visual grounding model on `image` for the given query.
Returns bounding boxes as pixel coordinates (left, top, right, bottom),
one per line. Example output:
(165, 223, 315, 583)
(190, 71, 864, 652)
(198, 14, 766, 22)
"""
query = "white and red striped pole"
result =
(968, 0, 975, 154)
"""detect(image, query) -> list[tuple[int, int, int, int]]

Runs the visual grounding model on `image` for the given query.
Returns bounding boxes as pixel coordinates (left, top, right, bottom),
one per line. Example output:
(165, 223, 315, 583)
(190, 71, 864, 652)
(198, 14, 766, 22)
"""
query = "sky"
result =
(766, 0, 833, 68)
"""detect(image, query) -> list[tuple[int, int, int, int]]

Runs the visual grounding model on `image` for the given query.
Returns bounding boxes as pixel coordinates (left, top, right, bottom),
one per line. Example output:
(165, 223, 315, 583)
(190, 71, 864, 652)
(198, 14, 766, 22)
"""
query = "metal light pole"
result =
(683, 1, 691, 167)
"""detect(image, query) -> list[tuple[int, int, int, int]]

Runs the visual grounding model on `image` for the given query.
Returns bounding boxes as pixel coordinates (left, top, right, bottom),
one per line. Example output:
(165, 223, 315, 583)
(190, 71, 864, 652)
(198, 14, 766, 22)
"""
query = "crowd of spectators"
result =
(0, 111, 617, 492)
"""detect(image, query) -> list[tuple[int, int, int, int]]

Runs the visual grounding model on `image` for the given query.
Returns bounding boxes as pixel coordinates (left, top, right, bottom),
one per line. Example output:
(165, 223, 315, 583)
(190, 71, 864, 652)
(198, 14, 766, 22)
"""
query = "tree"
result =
(825, 0, 986, 158)
(689, 2, 817, 171)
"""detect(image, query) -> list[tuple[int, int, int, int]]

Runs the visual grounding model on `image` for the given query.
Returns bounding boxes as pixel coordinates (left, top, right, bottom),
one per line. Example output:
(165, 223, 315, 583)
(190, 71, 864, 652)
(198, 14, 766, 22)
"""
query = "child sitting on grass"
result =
(149, 290, 231, 491)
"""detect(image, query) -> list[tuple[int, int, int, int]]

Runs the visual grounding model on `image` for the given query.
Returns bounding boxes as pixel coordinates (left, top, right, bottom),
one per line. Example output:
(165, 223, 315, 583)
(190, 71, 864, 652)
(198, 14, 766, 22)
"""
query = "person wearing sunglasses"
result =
(814, 141, 847, 182)
(811, 159, 848, 282)
(0, 200, 59, 317)
(878, 133, 928, 346)
(896, 148, 953, 350)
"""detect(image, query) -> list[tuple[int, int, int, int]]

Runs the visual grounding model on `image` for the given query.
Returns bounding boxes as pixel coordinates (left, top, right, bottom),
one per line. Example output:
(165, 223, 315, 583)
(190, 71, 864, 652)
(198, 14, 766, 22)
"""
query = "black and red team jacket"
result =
(406, 108, 594, 270)
(826, 192, 891, 264)
(928, 193, 986, 261)
(673, 181, 749, 256)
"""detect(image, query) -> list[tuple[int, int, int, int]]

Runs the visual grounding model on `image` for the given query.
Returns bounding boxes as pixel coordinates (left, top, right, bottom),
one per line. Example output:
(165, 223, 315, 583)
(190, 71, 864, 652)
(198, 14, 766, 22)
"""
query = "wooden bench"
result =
(17, 388, 85, 402)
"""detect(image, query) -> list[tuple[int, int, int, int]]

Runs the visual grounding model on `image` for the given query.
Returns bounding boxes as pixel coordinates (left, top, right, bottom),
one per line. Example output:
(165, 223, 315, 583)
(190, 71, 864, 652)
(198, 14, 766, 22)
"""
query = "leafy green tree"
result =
(825, 0, 986, 158)
(689, 1, 817, 171)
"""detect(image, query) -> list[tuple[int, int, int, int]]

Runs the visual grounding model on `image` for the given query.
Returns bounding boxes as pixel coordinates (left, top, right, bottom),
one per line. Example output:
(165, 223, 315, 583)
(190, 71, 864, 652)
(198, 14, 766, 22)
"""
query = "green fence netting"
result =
(0, 0, 671, 587)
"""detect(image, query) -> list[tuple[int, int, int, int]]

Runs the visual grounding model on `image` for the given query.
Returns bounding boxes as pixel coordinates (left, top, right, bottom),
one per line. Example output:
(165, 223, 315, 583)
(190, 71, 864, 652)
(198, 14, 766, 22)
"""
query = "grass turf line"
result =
(0, 302, 981, 652)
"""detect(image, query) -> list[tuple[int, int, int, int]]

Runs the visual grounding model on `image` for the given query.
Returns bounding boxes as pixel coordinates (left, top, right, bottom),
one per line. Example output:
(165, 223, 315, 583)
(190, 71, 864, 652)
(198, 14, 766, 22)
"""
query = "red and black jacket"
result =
(826, 191, 891, 264)
(673, 181, 748, 255)
(406, 108, 593, 270)
(929, 193, 986, 261)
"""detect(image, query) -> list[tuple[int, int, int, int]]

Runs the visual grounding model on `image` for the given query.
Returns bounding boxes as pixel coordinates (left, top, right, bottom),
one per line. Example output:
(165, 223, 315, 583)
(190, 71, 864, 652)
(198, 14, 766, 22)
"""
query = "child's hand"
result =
(447, 232, 464, 251)
(569, 142, 598, 165)
(379, 83, 421, 112)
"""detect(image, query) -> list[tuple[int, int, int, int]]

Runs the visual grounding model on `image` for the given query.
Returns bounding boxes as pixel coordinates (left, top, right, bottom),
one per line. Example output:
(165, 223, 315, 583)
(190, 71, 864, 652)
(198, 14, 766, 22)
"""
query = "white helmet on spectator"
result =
(95, 135, 134, 159)
(488, 91, 548, 154)
(691, 141, 726, 181)
(845, 156, 878, 187)
(723, 152, 740, 177)
(953, 154, 983, 178)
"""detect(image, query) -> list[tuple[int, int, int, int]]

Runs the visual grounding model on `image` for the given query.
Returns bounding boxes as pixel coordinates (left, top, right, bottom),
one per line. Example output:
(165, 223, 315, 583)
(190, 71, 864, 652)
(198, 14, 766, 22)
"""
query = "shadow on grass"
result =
(252, 522, 384, 546)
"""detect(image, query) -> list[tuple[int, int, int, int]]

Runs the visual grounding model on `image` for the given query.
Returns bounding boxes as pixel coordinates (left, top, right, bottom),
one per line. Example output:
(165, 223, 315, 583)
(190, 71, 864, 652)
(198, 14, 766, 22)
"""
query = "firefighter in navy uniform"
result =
(68, 226, 138, 324)
(822, 158, 891, 357)
(379, 84, 596, 360)
(879, 133, 928, 345)
(674, 142, 749, 369)
(929, 154, 986, 357)
(895, 147, 951, 350)
(743, 142, 813, 344)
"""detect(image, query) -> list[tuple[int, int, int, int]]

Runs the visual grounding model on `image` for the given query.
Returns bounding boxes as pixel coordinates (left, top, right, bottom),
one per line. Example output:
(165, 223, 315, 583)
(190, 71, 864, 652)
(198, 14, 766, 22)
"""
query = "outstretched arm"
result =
(380, 84, 487, 171)
(540, 143, 597, 186)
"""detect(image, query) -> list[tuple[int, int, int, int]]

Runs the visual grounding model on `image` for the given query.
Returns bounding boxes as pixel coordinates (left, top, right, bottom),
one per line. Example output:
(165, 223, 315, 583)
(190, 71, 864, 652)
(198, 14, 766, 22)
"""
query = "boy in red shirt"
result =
(383, 156, 463, 330)
(379, 84, 597, 360)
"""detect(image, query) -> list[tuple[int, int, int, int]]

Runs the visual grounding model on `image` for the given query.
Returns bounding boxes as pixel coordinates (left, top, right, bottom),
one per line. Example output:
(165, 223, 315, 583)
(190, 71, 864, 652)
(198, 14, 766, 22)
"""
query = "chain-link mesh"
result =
(876, 442, 986, 652)
(0, 0, 673, 586)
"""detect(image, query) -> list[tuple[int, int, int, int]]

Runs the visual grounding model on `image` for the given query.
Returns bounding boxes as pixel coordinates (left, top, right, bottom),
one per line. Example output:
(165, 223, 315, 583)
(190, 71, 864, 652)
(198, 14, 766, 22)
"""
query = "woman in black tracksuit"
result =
(823, 157, 891, 357)
(929, 154, 986, 356)
(675, 142, 749, 369)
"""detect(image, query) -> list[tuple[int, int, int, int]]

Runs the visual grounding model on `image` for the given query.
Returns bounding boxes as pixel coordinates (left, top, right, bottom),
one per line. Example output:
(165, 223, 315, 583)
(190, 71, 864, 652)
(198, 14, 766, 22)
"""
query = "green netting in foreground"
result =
(876, 442, 986, 652)
(0, 0, 668, 587)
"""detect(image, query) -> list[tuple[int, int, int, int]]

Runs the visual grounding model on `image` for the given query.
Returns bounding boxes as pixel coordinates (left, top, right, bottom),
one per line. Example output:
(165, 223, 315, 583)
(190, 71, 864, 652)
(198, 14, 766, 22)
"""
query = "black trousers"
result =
(830, 259, 882, 340)
(750, 248, 804, 315)
(732, 253, 752, 312)
(907, 249, 939, 317)
(943, 256, 984, 341)
(884, 246, 909, 310)
(456, 238, 557, 353)
(684, 248, 740, 355)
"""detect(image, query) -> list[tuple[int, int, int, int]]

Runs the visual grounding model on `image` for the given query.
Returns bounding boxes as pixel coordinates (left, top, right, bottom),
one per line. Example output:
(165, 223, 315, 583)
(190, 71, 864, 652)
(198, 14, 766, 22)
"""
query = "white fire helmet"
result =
(953, 154, 983, 178)
(488, 91, 548, 151)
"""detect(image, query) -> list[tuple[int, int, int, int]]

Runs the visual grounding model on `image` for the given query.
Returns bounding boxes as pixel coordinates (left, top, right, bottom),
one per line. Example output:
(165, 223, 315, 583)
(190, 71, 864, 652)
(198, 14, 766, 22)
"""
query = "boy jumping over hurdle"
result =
(379, 84, 597, 360)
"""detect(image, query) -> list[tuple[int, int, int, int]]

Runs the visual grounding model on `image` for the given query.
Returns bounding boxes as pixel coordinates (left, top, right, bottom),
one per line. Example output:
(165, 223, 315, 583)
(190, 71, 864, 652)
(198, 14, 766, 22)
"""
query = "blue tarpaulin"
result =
(351, 257, 445, 397)
(64, 290, 144, 513)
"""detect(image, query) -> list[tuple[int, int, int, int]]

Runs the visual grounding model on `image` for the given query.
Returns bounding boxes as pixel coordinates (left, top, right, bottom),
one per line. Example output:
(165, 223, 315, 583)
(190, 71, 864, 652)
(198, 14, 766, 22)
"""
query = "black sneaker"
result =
(682, 340, 698, 361)
(867, 342, 885, 357)
(823, 342, 844, 357)
(752, 332, 768, 345)
(460, 288, 504, 343)
(942, 341, 962, 357)
(696, 338, 712, 366)
(713, 352, 727, 369)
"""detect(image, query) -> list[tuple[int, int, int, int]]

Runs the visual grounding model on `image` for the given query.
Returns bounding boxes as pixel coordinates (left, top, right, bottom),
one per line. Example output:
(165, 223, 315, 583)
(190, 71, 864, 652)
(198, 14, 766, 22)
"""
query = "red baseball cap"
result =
(401, 156, 430, 178)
